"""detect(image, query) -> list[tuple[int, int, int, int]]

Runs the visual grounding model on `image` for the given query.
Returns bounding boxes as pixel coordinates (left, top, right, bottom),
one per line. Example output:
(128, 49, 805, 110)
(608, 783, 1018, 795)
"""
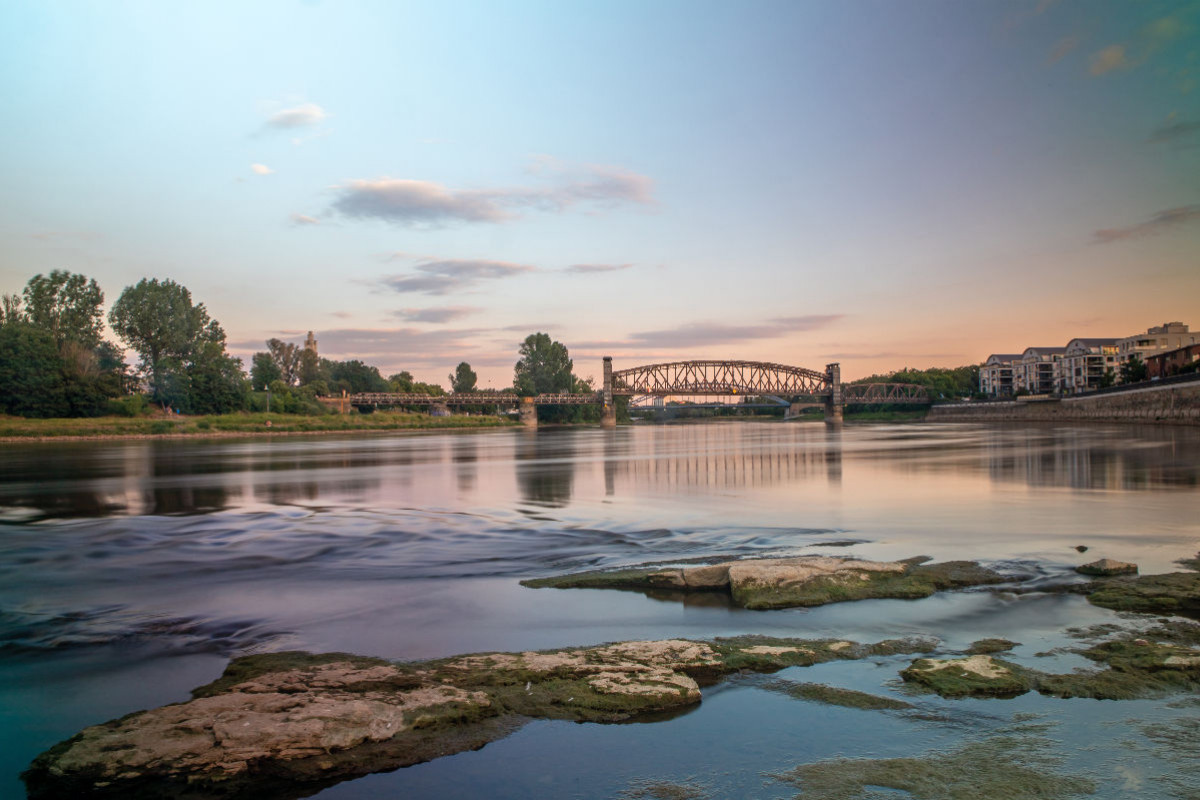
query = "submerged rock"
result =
(24, 636, 913, 799)
(522, 555, 1008, 610)
(1075, 558, 1138, 576)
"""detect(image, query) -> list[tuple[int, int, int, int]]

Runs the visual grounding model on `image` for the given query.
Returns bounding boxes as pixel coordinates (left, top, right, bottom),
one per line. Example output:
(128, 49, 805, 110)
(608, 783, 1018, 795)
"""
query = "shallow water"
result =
(1, 421, 1199, 798)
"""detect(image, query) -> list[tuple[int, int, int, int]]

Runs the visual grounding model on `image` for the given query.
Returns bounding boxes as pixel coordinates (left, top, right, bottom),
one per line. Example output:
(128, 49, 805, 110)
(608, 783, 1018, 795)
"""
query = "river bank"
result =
(0, 411, 517, 442)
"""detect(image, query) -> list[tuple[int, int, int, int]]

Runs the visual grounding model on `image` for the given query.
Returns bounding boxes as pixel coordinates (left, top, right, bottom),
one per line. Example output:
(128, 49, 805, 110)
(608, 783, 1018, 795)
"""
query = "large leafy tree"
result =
(22, 270, 105, 349)
(0, 322, 69, 417)
(250, 352, 283, 390)
(266, 338, 302, 386)
(449, 362, 477, 393)
(108, 278, 223, 401)
(108, 278, 245, 410)
(514, 332, 574, 396)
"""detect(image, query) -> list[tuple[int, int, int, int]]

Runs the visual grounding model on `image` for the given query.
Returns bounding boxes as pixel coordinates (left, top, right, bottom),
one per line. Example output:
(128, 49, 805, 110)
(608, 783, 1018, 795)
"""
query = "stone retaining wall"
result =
(927, 382, 1200, 424)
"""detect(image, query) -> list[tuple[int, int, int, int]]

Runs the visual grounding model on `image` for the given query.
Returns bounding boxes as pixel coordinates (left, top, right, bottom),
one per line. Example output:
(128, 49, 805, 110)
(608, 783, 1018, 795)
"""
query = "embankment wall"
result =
(927, 382, 1200, 425)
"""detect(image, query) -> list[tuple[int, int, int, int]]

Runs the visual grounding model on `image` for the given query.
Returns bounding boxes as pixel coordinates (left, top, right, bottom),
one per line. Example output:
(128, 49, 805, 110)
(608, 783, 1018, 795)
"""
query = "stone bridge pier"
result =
(519, 397, 538, 428)
(601, 356, 616, 428)
(824, 362, 843, 426)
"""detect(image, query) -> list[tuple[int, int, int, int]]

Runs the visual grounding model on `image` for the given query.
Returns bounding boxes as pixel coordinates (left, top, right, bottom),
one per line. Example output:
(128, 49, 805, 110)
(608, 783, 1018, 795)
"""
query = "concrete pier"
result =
(825, 363, 843, 427)
(519, 397, 538, 428)
(601, 356, 616, 428)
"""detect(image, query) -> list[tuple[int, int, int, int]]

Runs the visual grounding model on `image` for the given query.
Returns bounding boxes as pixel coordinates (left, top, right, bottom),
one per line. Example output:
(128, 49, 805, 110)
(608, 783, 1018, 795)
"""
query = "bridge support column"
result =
(519, 397, 538, 428)
(601, 356, 616, 428)
(825, 363, 843, 427)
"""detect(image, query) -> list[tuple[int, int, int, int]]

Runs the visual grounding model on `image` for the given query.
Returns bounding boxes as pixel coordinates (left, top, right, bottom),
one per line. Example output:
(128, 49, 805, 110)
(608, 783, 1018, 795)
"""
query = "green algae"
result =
(778, 731, 1095, 800)
(620, 781, 710, 800)
(763, 679, 913, 710)
(901, 656, 1038, 698)
(190, 650, 414, 698)
(967, 638, 1018, 654)
(1085, 571, 1200, 615)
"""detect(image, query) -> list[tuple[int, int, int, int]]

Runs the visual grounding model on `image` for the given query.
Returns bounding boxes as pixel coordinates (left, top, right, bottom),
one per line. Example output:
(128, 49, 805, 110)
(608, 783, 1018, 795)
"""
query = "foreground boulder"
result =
(522, 555, 1008, 610)
(24, 636, 934, 799)
(1075, 558, 1137, 576)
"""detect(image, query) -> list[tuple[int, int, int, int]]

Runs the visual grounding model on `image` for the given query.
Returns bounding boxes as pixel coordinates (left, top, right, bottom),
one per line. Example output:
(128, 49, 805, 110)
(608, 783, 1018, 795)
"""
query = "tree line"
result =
(1, 270, 610, 421)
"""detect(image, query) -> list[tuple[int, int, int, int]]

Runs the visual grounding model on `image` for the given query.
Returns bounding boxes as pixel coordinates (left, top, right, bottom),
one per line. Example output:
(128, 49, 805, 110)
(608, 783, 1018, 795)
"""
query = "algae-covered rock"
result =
(778, 731, 1095, 799)
(522, 555, 1008, 611)
(900, 655, 1037, 698)
(1085, 571, 1200, 615)
(764, 679, 913, 710)
(967, 638, 1019, 654)
(25, 635, 913, 799)
(1076, 558, 1137, 576)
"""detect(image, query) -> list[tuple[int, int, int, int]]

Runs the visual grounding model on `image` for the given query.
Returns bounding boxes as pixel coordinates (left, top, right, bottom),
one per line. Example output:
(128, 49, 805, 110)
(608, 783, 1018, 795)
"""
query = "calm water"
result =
(2, 421, 1199, 798)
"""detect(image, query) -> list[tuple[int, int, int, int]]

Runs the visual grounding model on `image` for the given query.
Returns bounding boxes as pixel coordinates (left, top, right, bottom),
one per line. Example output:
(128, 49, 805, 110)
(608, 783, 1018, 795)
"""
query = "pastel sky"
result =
(2, 0, 1198, 387)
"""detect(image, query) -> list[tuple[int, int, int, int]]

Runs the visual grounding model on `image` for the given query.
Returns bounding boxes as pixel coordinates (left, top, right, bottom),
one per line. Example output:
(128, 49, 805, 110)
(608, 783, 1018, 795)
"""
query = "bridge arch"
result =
(609, 360, 830, 398)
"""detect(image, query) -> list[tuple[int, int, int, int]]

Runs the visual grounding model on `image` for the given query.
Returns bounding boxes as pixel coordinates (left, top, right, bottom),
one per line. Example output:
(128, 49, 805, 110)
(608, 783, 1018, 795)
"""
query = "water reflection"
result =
(515, 430, 575, 509)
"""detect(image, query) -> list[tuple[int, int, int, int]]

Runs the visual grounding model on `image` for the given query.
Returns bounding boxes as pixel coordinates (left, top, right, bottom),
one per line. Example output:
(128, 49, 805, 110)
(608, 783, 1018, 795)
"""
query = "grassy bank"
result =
(0, 411, 517, 440)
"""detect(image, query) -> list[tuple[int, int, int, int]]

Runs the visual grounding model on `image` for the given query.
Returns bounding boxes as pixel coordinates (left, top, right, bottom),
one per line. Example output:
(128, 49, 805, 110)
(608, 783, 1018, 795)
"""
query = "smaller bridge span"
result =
(611, 360, 828, 398)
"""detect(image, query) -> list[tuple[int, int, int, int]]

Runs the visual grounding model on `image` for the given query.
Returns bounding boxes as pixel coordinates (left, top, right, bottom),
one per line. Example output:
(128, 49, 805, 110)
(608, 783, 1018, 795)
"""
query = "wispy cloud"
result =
(267, 103, 328, 128)
(330, 161, 654, 226)
(1089, 44, 1127, 75)
(1046, 35, 1080, 64)
(1093, 205, 1200, 243)
(575, 315, 844, 350)
(563, 263, 633, 274)
(251, 163, 274, 175)
(391, 306, 478, 323)
(1149, 118, 1200, 145)
(289, 213, 320, 226)
(1089, 13, 1190, 77)
(380, 259, 536, 295)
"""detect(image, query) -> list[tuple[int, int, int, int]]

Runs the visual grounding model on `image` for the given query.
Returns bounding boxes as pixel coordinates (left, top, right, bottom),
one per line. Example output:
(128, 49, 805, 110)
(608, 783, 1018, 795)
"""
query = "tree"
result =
(22, 270, 105, 349)
(108, 278, 224, 402)
(1, 293, 24, 325)
(250, 352, 282, 390)
(325, 359, 389, 393)
(514, 332, 574, 396)
(0, 322, 68, 417)
(266, 338, 302, 386)
(1099, 368, 1116, 389)
(298, 349, 321, 386)
(1120, 355, 1148, 384)
(450, 362, 478, 393)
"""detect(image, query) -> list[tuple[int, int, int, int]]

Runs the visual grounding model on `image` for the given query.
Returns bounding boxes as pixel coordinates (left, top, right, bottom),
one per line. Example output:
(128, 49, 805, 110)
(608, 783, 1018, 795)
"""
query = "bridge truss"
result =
(611, 360, 829, 398)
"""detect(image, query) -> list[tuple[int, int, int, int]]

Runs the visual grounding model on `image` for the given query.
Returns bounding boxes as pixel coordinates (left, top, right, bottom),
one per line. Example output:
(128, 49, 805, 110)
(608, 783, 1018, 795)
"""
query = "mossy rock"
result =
(1086, 572, 1200, 615)
(901, 655, 1038, 698)
(764, 680, 913, 710)
(967, 638, 1019, 655)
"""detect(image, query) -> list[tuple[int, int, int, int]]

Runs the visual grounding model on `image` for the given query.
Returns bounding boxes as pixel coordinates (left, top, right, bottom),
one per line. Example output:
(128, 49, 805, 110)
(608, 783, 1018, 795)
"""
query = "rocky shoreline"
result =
(24, 554, 1200, 799)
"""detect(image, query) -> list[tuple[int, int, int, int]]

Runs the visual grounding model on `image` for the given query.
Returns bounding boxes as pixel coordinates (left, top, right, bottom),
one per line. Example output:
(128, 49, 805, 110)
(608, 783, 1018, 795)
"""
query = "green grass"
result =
(0, 411, 517, 439)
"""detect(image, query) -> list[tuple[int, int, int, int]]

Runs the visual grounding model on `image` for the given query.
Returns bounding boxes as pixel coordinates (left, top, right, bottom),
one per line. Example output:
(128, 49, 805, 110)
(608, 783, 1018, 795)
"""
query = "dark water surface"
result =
(2, 421, 1199, 798)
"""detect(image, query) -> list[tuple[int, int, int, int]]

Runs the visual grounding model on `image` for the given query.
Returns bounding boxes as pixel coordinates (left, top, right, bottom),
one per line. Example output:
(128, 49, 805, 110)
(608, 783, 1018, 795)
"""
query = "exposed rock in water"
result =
(24, 636, 916, 799)
(521, 555, 1009, 610)
(1084, 569, 1200, 615)
(967, 638, 1019, 655)
(903, 621, 1200, 700)
(1075, 558, 1138, 576)
(900, 655, 1037, 698)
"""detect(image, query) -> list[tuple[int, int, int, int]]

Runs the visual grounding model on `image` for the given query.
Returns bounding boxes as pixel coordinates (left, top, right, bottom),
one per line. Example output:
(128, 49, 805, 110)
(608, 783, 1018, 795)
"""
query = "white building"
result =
(1118, 322, 1200, 362)
(979, 353, 1022, 397)
(1061, 338, 1120, 394)
(1017, 347, 1067, 395)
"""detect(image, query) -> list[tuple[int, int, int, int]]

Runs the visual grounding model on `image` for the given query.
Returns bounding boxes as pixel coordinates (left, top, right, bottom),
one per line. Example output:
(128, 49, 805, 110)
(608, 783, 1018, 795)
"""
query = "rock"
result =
(1085, 571, 1200, 615)
(23, 635, 908, 799)
(522, 555, 1009, 611)
(1075, 545, 1088, 553)
(1076, 558, 1138, 576)
(900, 655, 1037, 698)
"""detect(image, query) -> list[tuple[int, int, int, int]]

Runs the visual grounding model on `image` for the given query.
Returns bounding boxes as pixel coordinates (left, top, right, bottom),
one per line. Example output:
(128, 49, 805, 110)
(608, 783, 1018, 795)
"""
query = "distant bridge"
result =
(341, 358, 930, 427)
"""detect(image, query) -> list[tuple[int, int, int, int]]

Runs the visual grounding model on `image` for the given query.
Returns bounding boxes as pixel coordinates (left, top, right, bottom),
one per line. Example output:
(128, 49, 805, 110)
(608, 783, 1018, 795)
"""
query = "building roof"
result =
(985, 354, 1023, 364)
(1066, 338, 1118, 346)
(1022, 346, 1068, 357)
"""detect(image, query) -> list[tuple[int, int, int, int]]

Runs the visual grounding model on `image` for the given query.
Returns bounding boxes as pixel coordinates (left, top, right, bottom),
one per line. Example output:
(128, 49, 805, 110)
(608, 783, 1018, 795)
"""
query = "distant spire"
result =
(304, 331, 318, 356)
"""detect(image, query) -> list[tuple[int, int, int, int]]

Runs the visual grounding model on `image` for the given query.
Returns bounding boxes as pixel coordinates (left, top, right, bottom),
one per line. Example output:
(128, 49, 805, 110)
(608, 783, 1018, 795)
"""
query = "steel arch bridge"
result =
(611, 360, 828, 398)
(609, 360, 930, 405)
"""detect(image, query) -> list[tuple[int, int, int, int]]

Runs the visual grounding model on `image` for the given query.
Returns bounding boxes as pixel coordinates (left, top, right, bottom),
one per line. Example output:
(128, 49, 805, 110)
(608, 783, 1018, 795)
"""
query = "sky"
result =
(1, 0, 1198, 387)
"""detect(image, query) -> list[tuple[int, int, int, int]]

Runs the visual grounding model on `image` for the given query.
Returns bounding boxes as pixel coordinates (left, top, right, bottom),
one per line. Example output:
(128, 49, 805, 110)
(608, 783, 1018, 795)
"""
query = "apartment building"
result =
(1146, 343, 1200, 379)
(1061, 338, 1120, 394)
(1017, 347, 1067, 395)
(980, 354, 1022, 397)
(1118, 322, 1200, 361)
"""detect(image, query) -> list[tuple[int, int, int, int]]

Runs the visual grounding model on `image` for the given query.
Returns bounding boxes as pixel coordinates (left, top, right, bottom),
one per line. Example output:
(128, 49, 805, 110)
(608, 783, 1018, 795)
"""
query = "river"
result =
(2, 421, 1199, 798)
